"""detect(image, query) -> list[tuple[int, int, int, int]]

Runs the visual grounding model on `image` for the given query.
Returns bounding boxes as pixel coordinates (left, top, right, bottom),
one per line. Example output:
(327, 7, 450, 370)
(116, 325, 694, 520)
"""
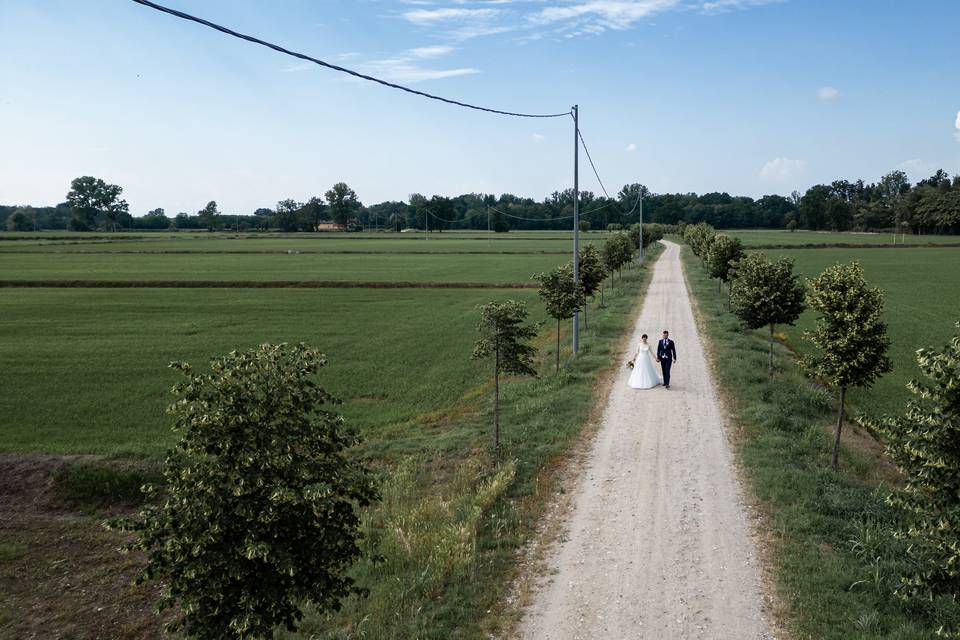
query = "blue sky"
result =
(1, 0, 958, 215)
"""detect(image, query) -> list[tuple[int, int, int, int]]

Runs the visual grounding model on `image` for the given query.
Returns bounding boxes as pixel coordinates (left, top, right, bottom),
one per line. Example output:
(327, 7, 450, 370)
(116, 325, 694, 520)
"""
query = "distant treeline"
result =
(3, 168, 959, 234)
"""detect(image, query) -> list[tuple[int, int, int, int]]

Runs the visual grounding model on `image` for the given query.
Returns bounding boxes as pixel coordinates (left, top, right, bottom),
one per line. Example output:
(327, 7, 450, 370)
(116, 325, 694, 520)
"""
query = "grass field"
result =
(727, 230, 960, 247)
(0, 287, 549, 455)
(0, 251, 567, 283)
(756, 247, 960, 416)
(0, 235, 610, 254)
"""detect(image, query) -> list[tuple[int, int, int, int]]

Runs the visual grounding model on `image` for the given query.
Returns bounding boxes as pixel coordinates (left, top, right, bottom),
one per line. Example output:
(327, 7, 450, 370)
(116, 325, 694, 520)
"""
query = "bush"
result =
(112, 343, 379, 639)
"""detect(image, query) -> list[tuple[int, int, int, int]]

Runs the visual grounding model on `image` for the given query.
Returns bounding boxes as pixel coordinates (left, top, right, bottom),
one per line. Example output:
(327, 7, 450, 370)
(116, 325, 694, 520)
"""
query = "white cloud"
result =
(403, 8, 501, 24)
(533, 1, 680, 30)
(531, 133, 545, 143)
(955, 110, 960, 141)
(365, 59, 480, 82)
(818, 86, 840, 101)
(408, 45, 455, 58)
(700, 0, 784, 14)
(625, 143, 637, 152)
(760, 157, 807, 181)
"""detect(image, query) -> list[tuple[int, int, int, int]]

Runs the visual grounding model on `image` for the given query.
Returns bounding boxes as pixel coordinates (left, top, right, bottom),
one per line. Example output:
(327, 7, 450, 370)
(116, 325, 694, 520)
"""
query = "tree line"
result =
(4, 168, 958, 233)
(686, 223, 960, 613)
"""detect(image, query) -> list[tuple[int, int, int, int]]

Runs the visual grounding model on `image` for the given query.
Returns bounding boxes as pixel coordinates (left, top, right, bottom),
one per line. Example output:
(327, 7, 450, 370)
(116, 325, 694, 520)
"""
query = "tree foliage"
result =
(859, 323, 960, 601)
(326, 183, 361, 227)
(729, 253, 806, 374)
(803, 262, 892, 470)
(112, 343, 378, 639)
(683, 222, 716, 260)
(536, 263, 585, 372)
(601, 232, 634, 279)
(705, 234, 745, 288)
(472, 301, 539, 449)
(65, 176, 128, 231)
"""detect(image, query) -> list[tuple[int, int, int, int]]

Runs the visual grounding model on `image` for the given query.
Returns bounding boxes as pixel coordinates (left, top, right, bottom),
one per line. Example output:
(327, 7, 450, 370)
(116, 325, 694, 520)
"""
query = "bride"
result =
(628, 334, 661, 389)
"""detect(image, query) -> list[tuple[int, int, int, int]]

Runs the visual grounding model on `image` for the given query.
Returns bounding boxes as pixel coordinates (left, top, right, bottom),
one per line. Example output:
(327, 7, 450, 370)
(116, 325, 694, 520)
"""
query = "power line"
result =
(576, 127, 610, 198)
(129, 0, 571, 119)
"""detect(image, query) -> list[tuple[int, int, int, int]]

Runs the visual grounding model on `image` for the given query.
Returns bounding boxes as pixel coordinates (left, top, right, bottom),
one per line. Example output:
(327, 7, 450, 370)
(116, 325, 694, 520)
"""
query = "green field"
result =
(0, 234, 610, 254)
(758, 247, 960, 415)
(0, 252, 566, 283)
(0, 287, 545, 455)
(728, 229, 960, 247)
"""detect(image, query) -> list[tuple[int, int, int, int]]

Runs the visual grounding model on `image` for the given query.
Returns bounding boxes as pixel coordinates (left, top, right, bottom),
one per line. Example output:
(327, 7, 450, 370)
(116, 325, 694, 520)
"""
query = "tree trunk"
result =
(768, 324, 775, 376)
(556, 319, 561, 373)
(494, 350, 500, 451)
(600, 284, 605, 308)
(583, 301, 588, 329)
(831, 386, 846, 471)
(718, 278, 721, 293)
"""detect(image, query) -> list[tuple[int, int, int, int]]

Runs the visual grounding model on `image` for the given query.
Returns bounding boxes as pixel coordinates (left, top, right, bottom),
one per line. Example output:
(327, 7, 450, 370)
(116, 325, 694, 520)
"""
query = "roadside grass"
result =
(682, 246, 960, 639)
(757, 247, 960, 416)
(274, 248, 661, 639)
(726, 230, 960, 248)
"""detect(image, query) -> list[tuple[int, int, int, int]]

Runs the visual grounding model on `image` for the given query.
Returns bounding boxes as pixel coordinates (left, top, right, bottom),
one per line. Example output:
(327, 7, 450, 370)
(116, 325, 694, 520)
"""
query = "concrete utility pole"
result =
(572, 104, 580, 355)
(639, 189, 644, 258)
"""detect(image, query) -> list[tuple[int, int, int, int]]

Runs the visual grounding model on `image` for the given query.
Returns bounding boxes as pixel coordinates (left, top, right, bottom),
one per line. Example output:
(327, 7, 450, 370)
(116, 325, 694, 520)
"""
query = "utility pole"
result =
(487, 206, 491, 245)
(572, 104, 580, 355)
(638, 189, 644, 258)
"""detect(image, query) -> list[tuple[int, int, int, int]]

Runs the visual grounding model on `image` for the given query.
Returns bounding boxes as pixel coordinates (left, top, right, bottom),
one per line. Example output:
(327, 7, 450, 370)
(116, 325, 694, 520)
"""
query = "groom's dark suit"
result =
(657, 338, 678, 388)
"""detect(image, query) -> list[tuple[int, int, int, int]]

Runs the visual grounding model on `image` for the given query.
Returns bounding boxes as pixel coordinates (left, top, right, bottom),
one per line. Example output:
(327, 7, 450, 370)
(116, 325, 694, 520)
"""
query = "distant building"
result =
(315, 220, 345, 232)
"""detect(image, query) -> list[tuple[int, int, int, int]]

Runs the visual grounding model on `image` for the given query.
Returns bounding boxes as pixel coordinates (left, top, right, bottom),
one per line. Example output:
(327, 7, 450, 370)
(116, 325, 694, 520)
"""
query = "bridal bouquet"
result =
(627, 360, 635, 369)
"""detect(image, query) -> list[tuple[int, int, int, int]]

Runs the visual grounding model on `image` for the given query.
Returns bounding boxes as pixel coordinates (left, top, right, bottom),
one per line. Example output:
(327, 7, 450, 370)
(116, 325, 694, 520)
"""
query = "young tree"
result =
(858, 323, 960, 600)
(536, 263, 585, 372)
(729, 253, 806, 375)
(326, 183, 361, 227)
(683, 222, 715, 263)
(112, 343, 378, 639)
(472, 301, 538, 450)
(577, 244, 607, 327)
(804, 262, 891, 470)
(705, 234, 745, 293)
(602, 233, 634, 282)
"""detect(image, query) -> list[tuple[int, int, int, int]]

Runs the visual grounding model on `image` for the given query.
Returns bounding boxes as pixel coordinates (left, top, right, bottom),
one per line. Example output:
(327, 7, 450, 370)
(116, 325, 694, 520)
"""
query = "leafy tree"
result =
(427, 195, 455, 232)
(326, 183, 361, 227)
(578, 219, 591, 233)
(601, 233, 634, 281)
(577, 244, 607, 326)
(66, 176, 125, 231)
(472, 301, 538, 450)
(858, 323, 960, 601)
(6, 206, 34, 231)
(705, 234, 744, 292)
(729, 253, 806, 374)
(301, 197, 327, 231)
(682, 222, 715, 263)
(197, 200, 220, 231)
(804, 263, 892, 470)
(536, 263, 585, 372)
(273, 199, 302, 232)
(112, 343, 378, 639)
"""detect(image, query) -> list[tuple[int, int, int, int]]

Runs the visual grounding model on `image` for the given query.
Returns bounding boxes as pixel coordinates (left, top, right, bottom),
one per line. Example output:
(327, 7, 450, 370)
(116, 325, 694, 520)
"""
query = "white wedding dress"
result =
(628, 344, 661, 389)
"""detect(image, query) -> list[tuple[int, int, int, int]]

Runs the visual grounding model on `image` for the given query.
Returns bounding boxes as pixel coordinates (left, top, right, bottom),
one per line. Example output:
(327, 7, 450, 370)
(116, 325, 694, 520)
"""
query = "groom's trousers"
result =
(661, 359, 672, 387)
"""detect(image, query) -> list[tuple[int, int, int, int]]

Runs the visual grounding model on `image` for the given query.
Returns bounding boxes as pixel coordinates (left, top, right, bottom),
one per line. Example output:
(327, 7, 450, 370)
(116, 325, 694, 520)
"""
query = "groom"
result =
(657, 330, 678, 389)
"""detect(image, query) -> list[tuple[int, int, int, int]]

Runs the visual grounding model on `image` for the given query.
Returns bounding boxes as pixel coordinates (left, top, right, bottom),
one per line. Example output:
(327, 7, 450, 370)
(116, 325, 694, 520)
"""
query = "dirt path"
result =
(518, 241, 773, 639)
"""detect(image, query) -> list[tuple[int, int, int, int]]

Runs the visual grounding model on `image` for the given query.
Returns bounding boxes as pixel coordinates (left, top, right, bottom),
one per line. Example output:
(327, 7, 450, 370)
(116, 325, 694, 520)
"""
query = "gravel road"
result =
(518, 241, 773, 640)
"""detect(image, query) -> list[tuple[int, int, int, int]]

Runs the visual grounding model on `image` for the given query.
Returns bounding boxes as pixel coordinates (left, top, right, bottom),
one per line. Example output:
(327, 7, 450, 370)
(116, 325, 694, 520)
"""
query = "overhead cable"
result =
(576, 127, 610, 198)
(129, 0, 571, 119)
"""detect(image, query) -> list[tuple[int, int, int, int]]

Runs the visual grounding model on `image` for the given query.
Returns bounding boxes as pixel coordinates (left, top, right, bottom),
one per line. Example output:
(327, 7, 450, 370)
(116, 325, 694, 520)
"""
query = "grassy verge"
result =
(282, 246, 662, 639)
(681, 246, 960, 639)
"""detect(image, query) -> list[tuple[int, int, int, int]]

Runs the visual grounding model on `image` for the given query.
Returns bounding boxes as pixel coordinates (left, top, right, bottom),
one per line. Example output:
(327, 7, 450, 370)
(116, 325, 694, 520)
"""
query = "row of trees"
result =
(475, 224, 668, 448)
(688, 225, 960, 605)
(6, 167, 958, 233)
